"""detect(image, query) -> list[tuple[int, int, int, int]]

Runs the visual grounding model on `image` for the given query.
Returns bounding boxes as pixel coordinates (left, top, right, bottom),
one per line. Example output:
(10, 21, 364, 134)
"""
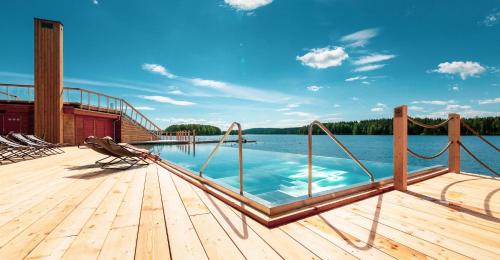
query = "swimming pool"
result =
(148, 144, 425, 207)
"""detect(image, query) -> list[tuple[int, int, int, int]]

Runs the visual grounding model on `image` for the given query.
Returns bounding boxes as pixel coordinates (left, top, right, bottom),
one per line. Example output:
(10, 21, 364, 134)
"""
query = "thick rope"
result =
(407, 117, 451, 129)
(459, 141, 499, 176)
(407, 141, 451, 160)
(461, 120, 500, 152)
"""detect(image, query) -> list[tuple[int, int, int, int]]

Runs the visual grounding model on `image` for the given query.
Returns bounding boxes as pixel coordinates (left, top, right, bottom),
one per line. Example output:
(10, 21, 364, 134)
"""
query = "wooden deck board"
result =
(0, 147, 499, 260)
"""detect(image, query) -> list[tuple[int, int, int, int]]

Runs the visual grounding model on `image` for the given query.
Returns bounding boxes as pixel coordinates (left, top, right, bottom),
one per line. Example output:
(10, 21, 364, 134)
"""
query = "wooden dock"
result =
(0, 147, 498, 259)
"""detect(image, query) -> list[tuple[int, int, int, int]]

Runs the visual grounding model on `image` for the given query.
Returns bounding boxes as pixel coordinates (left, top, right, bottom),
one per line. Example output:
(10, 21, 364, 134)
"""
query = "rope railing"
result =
(461, 120, 499, 152)
(407, 116, 451, 129)
(407, 141, 452, 160)
(459, 141, 499, 176)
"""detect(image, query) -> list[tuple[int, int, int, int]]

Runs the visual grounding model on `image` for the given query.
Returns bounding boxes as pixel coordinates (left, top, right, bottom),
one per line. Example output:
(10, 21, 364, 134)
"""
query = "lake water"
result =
(192, 134, 499, 177)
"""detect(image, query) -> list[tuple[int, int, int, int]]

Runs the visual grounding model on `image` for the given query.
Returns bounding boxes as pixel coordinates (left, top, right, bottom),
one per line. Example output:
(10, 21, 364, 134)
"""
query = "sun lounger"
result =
(80, 136, 137, 167)
(24, 134, 64, 153)
(94, 137, 157, 170)
(8, 133, 55, 155)
(0, 136, 39, 162)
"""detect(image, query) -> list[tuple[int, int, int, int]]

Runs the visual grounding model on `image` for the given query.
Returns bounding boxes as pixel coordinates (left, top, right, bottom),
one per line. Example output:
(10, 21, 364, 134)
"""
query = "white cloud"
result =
(187, 77, 292, 103)
(224, 0, 273, 11)
(478, 97, 500, 105)
(168, 90, 186, 95)
(483, 9, 500, 27)
(409, 106, 424, 111)
(371, 107, 384, 112)
(276, 103, 301, 112)
(306, 85, 323, 92)
(424, 110, 500, 119)
(141, 95, 196, 106)
(297, 47, 348, 69)
(449, 84, 460, 92)
(445, 104, 471, 111)
(283, 111, 315, 117)
(371, 102, 387, 112)
(340, 28, 379, 48)
(361, 81, 370, 85)
(351, 97, 359, 101)
(142, 63, 176, 79)
(345, 76, 367, 82)
(135, 106, 155, 111)
(433, 61, 486, 80)
(333, 104, 341, 108)
(354, 64, 385, 72)
(412, 100, 455, 106)
(353, 54, 396, 65)
(93, 0, 99, 4)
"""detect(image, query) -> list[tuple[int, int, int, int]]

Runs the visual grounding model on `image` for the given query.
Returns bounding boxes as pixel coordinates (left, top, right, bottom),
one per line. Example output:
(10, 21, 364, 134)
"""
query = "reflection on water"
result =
(144, 143, 422, 207)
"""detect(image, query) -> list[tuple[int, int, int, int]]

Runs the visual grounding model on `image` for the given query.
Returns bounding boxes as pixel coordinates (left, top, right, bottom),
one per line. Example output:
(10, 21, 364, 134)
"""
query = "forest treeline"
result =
(242, 117, 500, 135)
(165, 124, 222, 135)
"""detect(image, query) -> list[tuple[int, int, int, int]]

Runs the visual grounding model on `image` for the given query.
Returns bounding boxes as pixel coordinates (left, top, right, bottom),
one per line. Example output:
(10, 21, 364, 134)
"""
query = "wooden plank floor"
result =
(0, 147, 498, 259)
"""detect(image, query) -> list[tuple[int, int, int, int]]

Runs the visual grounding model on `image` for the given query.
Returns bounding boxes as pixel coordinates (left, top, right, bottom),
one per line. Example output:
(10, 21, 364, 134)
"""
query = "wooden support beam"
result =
(34, 18, 64, 143)
(448, 113, 461, 173)
(393, 105, 408, 191)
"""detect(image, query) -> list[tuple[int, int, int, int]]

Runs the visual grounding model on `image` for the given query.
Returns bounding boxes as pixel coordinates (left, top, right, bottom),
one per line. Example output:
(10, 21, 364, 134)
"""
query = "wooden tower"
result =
(34, 18, 64, 143)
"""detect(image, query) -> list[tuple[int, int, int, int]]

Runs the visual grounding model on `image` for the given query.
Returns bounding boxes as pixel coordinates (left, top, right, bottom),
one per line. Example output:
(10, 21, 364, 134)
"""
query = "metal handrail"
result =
(0, 83, 163, 139)
(199, 122, 244, 195)
(308, 120, 374, 197)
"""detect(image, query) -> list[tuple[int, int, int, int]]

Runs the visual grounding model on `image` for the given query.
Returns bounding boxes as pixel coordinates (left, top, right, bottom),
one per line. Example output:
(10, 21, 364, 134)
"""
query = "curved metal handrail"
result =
(308, 120, 374, 197)
(199, 122, 244, 195)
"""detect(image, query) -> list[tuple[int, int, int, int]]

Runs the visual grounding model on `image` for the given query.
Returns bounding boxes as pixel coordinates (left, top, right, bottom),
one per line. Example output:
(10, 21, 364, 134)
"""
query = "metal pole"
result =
(238, 124, 243, 195)
(308, 125, 313, 197)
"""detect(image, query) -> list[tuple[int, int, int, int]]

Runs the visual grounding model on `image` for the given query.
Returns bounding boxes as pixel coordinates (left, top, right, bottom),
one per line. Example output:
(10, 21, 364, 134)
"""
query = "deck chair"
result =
(8, 133, 55, 156)
(0, 136, 39, 161)
(24, 134, 64, 153)
(81, 136, 137, 167)
(95, 137, 155, 170)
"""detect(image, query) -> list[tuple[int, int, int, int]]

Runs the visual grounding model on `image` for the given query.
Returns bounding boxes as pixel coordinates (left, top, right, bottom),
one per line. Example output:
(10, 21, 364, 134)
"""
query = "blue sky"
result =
(0, 0, 499, 129)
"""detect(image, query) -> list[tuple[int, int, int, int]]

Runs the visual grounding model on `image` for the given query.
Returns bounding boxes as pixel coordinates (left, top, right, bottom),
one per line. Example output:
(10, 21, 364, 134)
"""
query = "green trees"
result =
(165, 124, 222, 135)
(242, 117, 499, 135)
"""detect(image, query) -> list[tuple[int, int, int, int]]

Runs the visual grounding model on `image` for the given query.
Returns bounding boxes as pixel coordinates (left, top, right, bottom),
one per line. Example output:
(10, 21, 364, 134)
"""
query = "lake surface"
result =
(191, 134, 499, 177)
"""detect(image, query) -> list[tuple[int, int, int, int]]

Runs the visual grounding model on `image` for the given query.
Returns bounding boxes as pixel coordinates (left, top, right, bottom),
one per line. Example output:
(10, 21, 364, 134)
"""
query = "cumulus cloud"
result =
(135, 106, 155, 111)
(224, 0, 273, 11)
(93, 0, 99, 4)
(433, 61, 486, 80)
(340, 28, 379, 48)
(141, 95, 196, 106)
(345, 76, 367, 82)
(306, 85, 323, 92)
(483, 9, 500, 27)
(478, 97, 500, 105)
(354, 64, 385, 72)
(142, 63, 176, 78)
(353, 54, 396, 65)
(297, 47, 348, 69)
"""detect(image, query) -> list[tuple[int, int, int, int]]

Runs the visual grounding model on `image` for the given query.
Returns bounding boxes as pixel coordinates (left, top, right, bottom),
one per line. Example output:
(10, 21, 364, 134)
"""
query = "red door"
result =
(95, 120, 106, 138)
(83, 118, 94, 138)
(4, 115, 22, 134)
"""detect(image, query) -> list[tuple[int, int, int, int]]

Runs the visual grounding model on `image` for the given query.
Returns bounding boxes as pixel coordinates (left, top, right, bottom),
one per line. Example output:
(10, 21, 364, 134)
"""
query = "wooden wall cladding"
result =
(120, 117, 159, 143)
(0, 103, 34, 135)
(34, 18, 64, 143)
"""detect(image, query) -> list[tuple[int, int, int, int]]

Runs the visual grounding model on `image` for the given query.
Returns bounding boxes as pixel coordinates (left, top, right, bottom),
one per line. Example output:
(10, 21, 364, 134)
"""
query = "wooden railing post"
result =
(448, 113, 461, 173)
(393, 105, 408, 191)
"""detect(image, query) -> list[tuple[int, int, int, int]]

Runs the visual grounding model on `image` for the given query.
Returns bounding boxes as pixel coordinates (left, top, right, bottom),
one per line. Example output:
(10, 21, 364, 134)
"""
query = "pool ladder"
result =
(199, 120, 374, 198)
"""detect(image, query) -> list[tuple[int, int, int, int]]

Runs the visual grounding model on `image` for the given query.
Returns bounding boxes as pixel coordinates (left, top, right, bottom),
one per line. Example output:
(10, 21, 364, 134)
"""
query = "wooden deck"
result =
(0, 147, 498, 259)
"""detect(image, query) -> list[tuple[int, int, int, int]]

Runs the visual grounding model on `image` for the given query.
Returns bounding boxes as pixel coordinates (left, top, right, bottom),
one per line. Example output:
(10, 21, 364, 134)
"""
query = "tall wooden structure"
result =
(393, 105, 408, 191)
(34, 18, 64, 143)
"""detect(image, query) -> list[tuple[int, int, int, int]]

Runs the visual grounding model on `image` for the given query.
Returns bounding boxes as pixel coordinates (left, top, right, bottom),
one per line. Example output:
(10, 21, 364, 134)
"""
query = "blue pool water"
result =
(148, 144, 423, 207)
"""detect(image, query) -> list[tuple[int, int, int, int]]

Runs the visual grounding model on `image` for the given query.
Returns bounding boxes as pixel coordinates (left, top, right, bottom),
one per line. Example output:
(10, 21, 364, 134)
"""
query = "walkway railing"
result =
(393, 105, 498, 191)
(0, 83, 164, 139)
(308, 120, 374, 197)
(199, 122, 244, 194)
